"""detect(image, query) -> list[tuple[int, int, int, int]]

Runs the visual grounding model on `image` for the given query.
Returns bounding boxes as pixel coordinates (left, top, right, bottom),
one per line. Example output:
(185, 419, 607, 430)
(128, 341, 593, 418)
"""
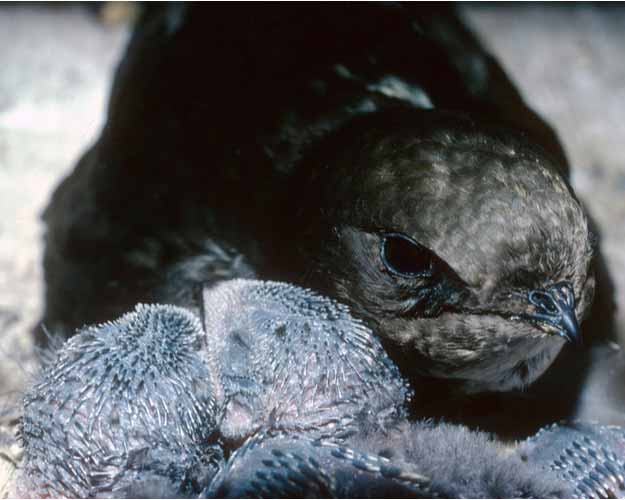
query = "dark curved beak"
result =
(528, 282, 581, 344)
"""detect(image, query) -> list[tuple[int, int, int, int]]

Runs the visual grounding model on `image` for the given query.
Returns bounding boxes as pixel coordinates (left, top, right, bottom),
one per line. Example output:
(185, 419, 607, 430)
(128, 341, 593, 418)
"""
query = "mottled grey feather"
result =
(206, 421, 575, 499)
(518, 421, 625, 499)
(205, 431, 433, 498)
(19, 305, 222, 498)
(202, 280, 410, 443)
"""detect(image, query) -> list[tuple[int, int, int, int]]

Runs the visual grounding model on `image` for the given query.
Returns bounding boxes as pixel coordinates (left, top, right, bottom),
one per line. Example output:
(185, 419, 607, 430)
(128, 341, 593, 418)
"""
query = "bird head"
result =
(289, 110, 596, 393)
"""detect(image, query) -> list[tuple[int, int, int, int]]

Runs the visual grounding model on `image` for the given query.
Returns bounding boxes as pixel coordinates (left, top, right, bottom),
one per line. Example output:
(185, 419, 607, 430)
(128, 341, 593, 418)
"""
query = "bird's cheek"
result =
(578, 275, 595, 321)
(417, 315, 518, 366)
(377, 316, 474, 377)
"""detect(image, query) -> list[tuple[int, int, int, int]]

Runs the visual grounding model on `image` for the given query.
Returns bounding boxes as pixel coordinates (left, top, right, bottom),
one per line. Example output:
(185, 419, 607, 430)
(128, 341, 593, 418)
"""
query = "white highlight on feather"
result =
(367, 76, 434, 109)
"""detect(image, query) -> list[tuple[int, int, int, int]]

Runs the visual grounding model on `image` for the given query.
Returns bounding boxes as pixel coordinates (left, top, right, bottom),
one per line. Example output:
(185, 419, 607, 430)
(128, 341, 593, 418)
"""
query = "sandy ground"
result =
(0, 5, 130, 399)
(0, 2, 624, 413)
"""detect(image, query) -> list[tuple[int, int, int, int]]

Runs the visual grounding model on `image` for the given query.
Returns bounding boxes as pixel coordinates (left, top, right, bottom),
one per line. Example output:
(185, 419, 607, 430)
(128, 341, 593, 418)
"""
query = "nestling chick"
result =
(199, 280, 408, 444)
(19, 305, 222, 498)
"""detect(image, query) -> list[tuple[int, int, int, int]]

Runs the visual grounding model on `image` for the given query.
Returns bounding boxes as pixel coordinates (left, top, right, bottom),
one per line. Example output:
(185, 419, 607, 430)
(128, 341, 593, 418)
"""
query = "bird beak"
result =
(527, 282, 581, 344)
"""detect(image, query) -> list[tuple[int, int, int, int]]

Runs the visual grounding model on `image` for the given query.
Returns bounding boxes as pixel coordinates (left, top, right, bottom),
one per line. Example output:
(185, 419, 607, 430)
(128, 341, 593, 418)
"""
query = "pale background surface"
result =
(0, 4, 130, 399)
(0, 3, 623, 402)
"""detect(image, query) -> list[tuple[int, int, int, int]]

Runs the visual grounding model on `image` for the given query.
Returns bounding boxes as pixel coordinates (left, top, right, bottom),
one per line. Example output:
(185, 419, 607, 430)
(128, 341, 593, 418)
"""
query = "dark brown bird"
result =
(38, 3, 607, 440)
(286, 110, 594, 396)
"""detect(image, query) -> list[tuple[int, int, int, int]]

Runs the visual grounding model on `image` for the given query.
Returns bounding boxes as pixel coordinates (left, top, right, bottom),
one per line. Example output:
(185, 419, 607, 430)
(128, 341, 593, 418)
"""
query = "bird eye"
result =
(380, 233, 433, 278)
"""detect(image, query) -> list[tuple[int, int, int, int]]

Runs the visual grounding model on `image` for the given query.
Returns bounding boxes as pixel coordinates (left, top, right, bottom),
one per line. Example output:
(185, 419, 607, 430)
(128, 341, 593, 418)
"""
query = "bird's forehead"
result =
(366, 153, 590, 287)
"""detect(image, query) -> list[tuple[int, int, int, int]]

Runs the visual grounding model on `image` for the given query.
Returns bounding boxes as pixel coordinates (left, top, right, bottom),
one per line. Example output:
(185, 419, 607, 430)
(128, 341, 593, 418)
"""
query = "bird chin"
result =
(383, 314, 566, 395)
(457, 335, 565, 394)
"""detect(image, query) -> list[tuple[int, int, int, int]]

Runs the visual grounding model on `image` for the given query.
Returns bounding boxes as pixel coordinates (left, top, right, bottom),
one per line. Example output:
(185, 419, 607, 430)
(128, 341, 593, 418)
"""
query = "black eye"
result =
(380, 233, 433, 278)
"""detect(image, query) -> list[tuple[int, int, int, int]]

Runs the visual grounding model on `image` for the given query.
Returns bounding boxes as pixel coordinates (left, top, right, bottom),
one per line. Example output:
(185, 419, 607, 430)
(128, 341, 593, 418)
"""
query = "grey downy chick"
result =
(18, 280, 406, 497)
(18, 305, 222, 498)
